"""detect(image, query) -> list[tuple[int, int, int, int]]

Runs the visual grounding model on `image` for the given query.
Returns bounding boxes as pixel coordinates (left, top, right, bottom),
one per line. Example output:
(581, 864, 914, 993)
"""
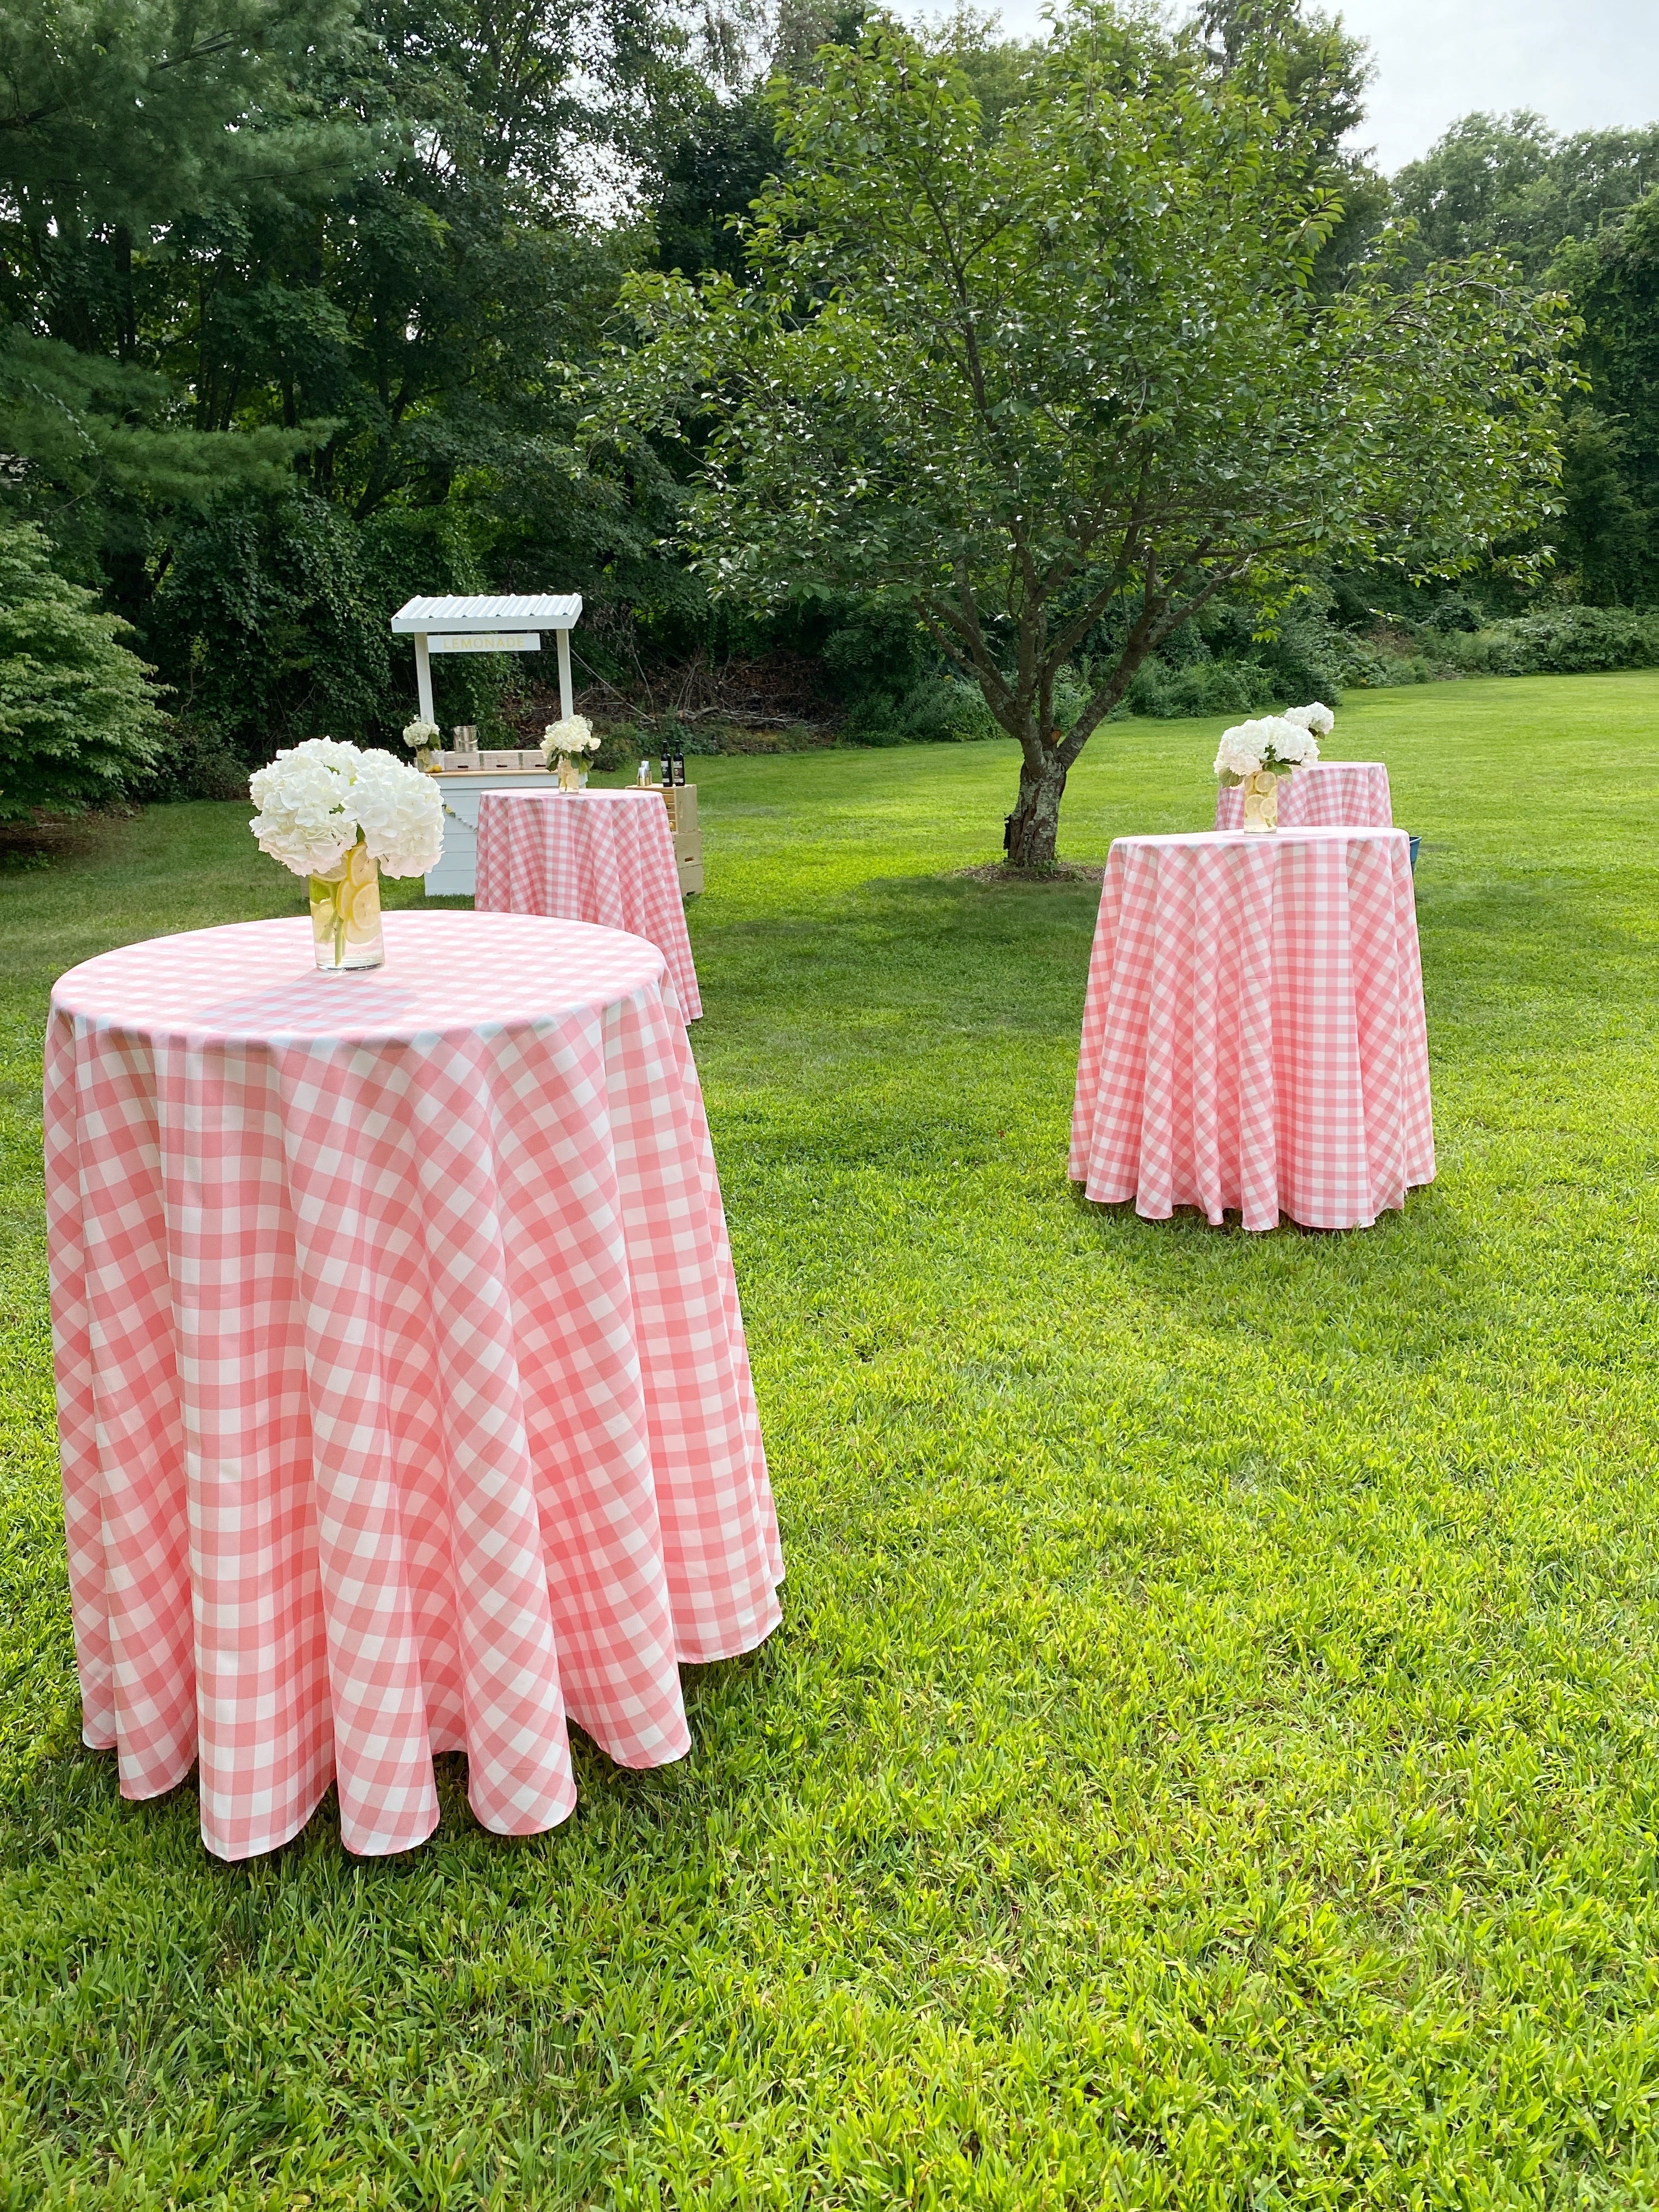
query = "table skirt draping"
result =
(475, 790, 702, 1021)
(1213, 760, 1392, 832)
(45, 911, 778, 1860)
(1070, 829, 1434, 1232)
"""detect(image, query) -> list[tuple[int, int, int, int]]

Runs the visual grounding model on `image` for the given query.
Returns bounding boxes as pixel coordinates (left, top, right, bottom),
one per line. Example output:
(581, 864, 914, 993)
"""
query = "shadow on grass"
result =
(1419, 867, 1658, 997)
(1068, 1178, 1494, 1370)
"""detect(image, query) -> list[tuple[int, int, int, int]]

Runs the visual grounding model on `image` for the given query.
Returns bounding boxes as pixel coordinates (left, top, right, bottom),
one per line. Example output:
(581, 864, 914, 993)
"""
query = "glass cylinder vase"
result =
(1240, 769, 1279, 832)
(309, 840, 385, 972)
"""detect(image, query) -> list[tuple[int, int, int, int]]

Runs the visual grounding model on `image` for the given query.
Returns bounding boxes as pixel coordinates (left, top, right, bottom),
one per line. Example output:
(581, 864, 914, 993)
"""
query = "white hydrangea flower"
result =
(541, 714, 598, 759)
(248, 737, 443, 879)
(1268, 719, 1321, 768)
(249, 738, 360, 877)
(1215, 723, 1266, 780)
(1216, 714, 1321, 781)
(350, 747, 444, 876)
(402, 718, 440, 749)
(1282, 701, 1334, 740)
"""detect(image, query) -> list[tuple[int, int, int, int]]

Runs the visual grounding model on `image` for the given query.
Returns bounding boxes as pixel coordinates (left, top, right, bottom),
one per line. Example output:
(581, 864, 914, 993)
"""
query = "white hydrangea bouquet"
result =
(249, 737, 444, 972)
(401, 716, 441, 771)
(542, 714, 599, 790)
(1215, 703, 1334, 831)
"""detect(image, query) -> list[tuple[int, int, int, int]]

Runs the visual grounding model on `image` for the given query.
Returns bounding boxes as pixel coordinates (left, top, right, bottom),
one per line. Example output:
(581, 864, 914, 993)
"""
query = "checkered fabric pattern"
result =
(46, 911, 780, 1860)
(1069, 829, 1434, 1232)
(1214, 761, 1392, 832)
(474, 791, 702, 1022)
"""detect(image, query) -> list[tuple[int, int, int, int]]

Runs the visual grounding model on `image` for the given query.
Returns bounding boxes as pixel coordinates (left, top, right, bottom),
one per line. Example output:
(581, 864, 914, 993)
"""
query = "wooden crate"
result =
(437, 749, 544, 772)
(658, 783, 703, 895)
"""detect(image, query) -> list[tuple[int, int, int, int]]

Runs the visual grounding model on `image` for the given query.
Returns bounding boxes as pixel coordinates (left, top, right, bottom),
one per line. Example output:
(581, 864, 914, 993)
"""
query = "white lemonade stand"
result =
(390, 592, 583, 896)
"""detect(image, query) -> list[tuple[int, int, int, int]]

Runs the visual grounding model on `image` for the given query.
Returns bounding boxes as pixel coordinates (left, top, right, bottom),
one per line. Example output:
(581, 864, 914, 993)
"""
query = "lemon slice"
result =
(344, 875, 380, 945)
(347, 842, 376, 889)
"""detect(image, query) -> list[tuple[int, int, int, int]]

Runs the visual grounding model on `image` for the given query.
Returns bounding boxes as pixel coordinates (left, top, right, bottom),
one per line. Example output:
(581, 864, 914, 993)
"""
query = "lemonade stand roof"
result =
(392, 594, 584, 725)
(391, 594, 583, 634)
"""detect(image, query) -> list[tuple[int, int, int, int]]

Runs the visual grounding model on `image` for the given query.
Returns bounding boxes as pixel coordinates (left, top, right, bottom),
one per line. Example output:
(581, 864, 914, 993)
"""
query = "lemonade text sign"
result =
(428, 631, 543, 655)
(391, 595, 584, 727)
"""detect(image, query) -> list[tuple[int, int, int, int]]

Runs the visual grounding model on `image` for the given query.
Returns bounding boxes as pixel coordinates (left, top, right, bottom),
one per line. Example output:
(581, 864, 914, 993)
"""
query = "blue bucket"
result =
(1407, 833, 1421, 873)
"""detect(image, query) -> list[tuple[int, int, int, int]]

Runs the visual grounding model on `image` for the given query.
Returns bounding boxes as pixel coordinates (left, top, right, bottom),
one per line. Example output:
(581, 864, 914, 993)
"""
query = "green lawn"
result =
(5, 671, 1659, 2207)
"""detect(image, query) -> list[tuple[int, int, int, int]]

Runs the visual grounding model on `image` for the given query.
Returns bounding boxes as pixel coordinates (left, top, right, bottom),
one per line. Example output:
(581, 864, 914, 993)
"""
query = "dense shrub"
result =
(1126, 658, 1276, 718)
(0, 518, 163, 820)
(1434, 630, 1528, 678)
(1200, 599, 1348, 705)
(1106, 591, 1348, 719)
(1440, 606, 1659, 675)
(821, 603, 934, 712)
(146, 493, 520, 760)
(146, 493, 389, 755)
(132, 720, 256, 803)
(844, 674, 997, 745)
(1331, 636, 1437, 689)
(1422, 593, 1483, 633)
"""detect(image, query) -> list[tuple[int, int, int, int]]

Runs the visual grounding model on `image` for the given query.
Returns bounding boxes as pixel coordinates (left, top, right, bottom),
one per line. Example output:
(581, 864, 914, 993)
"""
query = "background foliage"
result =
(0, 0, 1657, 788)
(0, 518, 162, 821)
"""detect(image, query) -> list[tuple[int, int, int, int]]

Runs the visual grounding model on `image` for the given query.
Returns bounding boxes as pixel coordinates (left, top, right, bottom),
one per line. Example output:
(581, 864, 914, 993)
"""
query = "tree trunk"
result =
(1006, 746, 1069, 869)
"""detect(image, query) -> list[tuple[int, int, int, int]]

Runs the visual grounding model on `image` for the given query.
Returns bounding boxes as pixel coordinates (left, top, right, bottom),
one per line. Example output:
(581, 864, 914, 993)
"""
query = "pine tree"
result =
(0, 0, 364, 592)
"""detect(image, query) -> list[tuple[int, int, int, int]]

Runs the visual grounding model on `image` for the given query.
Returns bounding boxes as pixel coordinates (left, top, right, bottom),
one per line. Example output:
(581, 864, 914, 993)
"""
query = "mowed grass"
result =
(3, 672, 1659, 2207)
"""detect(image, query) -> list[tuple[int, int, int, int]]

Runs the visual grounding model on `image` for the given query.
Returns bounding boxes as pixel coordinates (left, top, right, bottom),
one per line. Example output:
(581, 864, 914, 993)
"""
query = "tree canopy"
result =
(1550, 191, 1659, 606)
(0, 0, 697, 746)
(595, 13, 1575, 864)
(1394, 111, 1659, 282)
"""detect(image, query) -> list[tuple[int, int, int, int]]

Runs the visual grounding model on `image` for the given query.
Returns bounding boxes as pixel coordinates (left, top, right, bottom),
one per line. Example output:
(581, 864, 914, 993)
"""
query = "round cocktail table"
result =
(1070, 828, 1433, 1232)
(475, 789, 701, 1020)
(46, 910, 778, 1858)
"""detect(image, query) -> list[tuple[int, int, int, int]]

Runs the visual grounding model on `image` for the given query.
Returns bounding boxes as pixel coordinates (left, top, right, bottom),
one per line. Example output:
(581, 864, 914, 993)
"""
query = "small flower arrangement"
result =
(249, 738, 444, 880)
(1282, 701, 1334, 740)
(1214, 706, 1329, 785)
(400, 716, 440, 752)
(541, 714, 599, 765)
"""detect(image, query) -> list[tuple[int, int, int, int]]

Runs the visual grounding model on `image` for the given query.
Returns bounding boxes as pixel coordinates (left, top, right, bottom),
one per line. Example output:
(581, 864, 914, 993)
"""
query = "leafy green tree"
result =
(656, 91, 782, 279)
(1395, 112, 1659, 282)
(1550, 188, 1659, 606)
(0, 517, 162, 819)
(595, 15, 1574, 866)
(1198, 0, 1389, 291)
(1198, 0, 1367, 144)
(937, 14, 1046, 131)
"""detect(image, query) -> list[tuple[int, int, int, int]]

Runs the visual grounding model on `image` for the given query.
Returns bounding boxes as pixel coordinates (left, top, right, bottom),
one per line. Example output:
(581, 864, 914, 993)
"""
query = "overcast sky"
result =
(975, 0, 1659, 172)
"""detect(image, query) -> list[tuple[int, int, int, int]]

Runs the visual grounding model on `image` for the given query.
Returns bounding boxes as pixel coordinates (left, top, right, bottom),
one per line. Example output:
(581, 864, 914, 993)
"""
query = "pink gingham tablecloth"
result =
(476, 790, 701, 1022)
(46, 911, 780, 1861)
(1214, 760, 1392, 831)
(1070, 828, 1433, 1232)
